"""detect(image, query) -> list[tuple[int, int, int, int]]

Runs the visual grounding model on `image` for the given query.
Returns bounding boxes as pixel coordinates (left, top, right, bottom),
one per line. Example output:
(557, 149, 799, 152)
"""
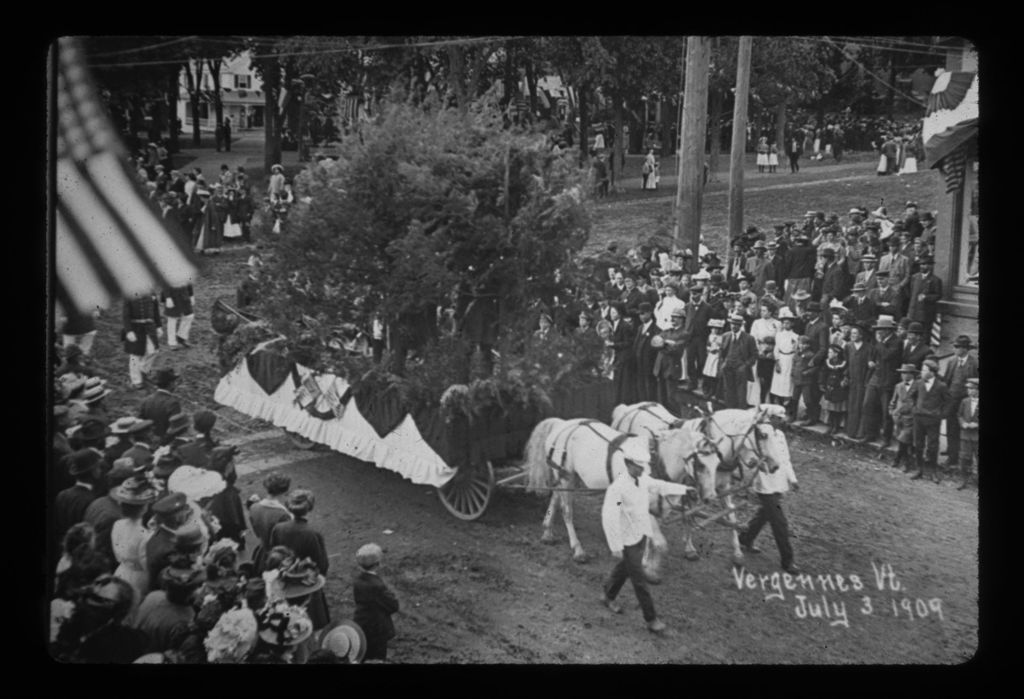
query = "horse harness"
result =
(619, 403, 693, 485)
(700, 415, 778, 481)
(546, 419, 634, 485)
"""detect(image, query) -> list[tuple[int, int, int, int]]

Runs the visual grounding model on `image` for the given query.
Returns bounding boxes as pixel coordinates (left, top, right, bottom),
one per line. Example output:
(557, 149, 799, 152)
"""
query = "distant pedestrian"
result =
(955, 378, 979, 490)
(223, 118, 232, 152)
(353, 543, 401, 661)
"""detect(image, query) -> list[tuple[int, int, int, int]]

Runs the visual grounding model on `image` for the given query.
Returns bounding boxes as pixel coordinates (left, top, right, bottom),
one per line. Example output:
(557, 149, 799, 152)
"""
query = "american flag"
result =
(54, 37, 197, 319)
(922, 70, 977, 193)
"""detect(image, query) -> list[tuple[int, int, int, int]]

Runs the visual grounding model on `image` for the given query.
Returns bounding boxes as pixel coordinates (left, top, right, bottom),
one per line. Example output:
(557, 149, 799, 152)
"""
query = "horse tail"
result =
(524, 418, 563, 494)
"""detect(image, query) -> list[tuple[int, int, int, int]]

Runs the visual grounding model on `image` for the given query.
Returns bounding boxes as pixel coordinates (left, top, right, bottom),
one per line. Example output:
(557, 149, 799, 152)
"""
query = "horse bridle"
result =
(702, 415, 779, 476)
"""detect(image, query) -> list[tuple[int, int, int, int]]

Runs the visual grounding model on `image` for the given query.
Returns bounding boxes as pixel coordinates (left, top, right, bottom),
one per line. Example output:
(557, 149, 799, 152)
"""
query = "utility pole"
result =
(675, 36, 711, 273)
(727, 36, 754, 243)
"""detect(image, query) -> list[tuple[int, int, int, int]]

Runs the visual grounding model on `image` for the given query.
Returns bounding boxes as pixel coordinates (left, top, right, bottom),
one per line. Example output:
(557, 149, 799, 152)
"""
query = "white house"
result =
(177, 51, 265, 132)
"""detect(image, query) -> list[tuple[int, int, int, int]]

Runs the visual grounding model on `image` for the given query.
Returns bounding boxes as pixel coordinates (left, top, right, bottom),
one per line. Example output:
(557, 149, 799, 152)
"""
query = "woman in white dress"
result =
(756, 136, 769, 173)
(109, 476, 160, 620)
(770, 308, 798, 404)
(750, 303, 781, 405)
(702, 319, 725, 398)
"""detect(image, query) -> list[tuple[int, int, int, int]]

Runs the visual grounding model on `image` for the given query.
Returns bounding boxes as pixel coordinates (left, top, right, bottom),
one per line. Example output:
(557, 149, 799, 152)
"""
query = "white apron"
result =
(770, 330, 798, 397)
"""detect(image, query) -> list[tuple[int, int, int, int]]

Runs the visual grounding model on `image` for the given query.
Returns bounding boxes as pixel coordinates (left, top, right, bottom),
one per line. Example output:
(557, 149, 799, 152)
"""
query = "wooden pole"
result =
(675, 37, 711, 271)
(727, 36, 754, 243)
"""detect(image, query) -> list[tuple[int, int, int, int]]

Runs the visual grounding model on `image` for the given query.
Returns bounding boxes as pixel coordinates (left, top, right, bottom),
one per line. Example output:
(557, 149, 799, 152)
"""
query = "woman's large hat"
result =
(205, 607, 258, 663)
(280, 557, 325, 599)
(160, 564, 206, 591)
(168, 465, 226, 501)
(257, 600, 314, 647)
(319, 619, 367, 664)
(778, 307, 795, 320)
(110, 475, 160, 505)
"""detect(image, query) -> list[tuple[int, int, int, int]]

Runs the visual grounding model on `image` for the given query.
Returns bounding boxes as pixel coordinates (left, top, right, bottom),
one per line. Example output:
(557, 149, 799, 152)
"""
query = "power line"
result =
(783, 35, 945, 59)
(88, 35, 528, 69)
(87, 36, 200, 58)
(821, 37, 927, 107)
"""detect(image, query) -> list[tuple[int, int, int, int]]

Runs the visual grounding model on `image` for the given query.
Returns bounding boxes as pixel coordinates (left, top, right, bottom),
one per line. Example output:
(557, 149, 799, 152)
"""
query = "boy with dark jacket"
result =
(353, 543, 400, 662)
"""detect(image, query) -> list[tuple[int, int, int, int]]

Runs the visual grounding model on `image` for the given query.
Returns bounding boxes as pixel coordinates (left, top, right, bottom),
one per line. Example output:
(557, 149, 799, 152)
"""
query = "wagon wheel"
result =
(437, 460, 495, 521)
(283, 429, 317, 450)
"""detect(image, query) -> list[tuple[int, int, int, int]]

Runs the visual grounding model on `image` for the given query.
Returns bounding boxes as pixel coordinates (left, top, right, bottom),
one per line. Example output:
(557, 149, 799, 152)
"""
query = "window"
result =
(234, 74, 251, 90)
(958, 157, 979, 288)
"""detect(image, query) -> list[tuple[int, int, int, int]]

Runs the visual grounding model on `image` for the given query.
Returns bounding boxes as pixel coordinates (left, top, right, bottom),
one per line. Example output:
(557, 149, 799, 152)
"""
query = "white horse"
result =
(524, 417, 691, 571)
(613, 403, 795, 567)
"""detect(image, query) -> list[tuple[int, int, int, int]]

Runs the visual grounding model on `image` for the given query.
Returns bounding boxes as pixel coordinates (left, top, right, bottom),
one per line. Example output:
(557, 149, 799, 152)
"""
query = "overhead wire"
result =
(87, 35, 529, 69)
(821, 36, 927, 107)
(87, 36, 200, 58)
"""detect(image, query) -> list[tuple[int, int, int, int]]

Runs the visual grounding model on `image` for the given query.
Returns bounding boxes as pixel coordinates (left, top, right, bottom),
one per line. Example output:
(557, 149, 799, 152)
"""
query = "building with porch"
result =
(923, 38, 978, 354)
(176, 52, 265, 132)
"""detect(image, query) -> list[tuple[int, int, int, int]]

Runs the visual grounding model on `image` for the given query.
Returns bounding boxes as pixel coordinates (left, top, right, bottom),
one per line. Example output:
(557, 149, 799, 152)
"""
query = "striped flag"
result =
(930, 313, 942, 349)
(922, 70, 978, 193)
(55, 37, 197, 319)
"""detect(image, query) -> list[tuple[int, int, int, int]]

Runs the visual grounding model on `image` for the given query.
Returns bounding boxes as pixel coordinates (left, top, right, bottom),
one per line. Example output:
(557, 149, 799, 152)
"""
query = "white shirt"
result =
(602, 472, 690, 552)
(750, 452, 798, 495)
(925, 378, 935, 391)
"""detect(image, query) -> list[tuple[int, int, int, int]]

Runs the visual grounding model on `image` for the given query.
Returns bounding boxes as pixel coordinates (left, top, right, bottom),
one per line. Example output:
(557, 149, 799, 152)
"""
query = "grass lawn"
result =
(589, 162, 944, 256)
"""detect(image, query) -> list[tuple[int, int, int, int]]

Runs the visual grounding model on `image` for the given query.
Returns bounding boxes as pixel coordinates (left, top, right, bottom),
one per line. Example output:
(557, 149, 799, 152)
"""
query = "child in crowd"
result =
(956, 378, 979, 490)
(353, 543, 400, 662)
(702, 319, 725, 399)
(818, 344, 849, 435)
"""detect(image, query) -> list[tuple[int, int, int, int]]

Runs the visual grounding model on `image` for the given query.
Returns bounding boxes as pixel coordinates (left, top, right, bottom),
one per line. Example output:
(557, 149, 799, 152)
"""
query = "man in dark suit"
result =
(653, 308, 687, 411)
(906, 256, 943, 338)
(858, 316, 902, 445)
(868, 271, 901, 321)
(941, 335, 979, 469)
(83, 460, 135, 560)
(160, 284, 195, 350)
(956, 378, 979, 490)
(145, 492, 193, 588)
(901, 323, 932, 370)
(843, 283, 878, 327)
(783, 235, 817, 303)
(819, 248, 849, 306)
(719, 314, 758, 409)
(908, 359, 953, 483)
(159, 193, 188, 249)
(54, 449, 105, 545)
(632, 303, 661, 403)
(139, 368, 183, 440)
(682, 288, 712, 390)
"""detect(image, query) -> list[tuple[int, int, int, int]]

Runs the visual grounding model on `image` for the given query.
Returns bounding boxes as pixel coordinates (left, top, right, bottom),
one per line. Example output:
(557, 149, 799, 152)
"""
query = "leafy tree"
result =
(255, 94, 591, 377)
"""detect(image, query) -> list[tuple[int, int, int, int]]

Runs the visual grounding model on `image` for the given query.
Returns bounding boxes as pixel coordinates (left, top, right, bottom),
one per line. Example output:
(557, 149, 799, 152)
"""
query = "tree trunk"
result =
(775, 99, 787, 155)
(660, 99, 673, 154)
(263, 58, 282, 174)
(503, 41, 516, 115)
(524, 59, 538, 117)
(612, 94, 625, 190)
(887, 50, 899, 119)
(578, 80, 590, 168)
(166, 67, 180, 154)
(185, 61, 203, 147)
(708, 88, 723, 183)
(448, 45, 468, 112)
(209, 60, 224, 133)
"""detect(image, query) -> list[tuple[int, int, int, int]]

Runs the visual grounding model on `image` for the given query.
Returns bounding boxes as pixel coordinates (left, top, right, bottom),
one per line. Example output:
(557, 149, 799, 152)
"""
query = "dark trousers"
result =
(657, 376, 679, 414)
(789, 154, 800, 173)
(960, 439, 978, 474)
(739, 493, 794, 569)
(371, 338, 386, 363)
(686, 342, 706, 387)
(635, 366, 658, 404)
(721, 365, 749, 409)
(859, 383, 895, 441)
(364, 638, 389, 662)
(604, 537, 656, 622)
(944, 399, 965, 464)
(802, 382, 820, 422)
(913, 416, 941, 465)
(757, 358, 775, 404)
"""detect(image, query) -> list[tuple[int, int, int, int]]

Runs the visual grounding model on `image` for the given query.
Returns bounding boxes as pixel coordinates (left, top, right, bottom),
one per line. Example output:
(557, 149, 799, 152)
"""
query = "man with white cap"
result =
(601, 457, 692, 634)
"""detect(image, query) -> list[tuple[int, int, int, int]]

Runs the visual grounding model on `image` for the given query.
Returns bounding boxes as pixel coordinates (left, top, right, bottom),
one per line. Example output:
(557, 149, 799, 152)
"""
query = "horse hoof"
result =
(540, 533, 557, 545)
(644, 572, 662, 585)
(684, 552, 700, 562)
(572, 551, 590, 564)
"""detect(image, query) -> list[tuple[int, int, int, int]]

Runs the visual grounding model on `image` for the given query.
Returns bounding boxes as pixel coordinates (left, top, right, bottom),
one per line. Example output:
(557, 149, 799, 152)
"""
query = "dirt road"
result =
(227, 424, 978, 664)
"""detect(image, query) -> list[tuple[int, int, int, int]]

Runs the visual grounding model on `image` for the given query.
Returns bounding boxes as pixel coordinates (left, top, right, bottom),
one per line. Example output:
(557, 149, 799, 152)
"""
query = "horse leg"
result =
(540, 490, 560, 545)
(643, 516, 668, 584)
(726, 493, 744, 567)
(682, 520, 700, 561)
(560, 491, 589, 563)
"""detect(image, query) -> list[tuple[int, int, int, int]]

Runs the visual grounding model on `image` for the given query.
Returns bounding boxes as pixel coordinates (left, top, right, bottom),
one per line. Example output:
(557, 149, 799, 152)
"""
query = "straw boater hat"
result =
(791, 289, 811, 302)
(280, 558, 326, 599)
(873, 316, 897, 331)
(851, 282, 867, 292)
(897, 363, 920, 374)
(109, 416, 153, 436)
(319, 620, 367, 664)
(168, 465, 226, 501)
(708, 318, 725, 329)
(81, 377, 111, 404)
